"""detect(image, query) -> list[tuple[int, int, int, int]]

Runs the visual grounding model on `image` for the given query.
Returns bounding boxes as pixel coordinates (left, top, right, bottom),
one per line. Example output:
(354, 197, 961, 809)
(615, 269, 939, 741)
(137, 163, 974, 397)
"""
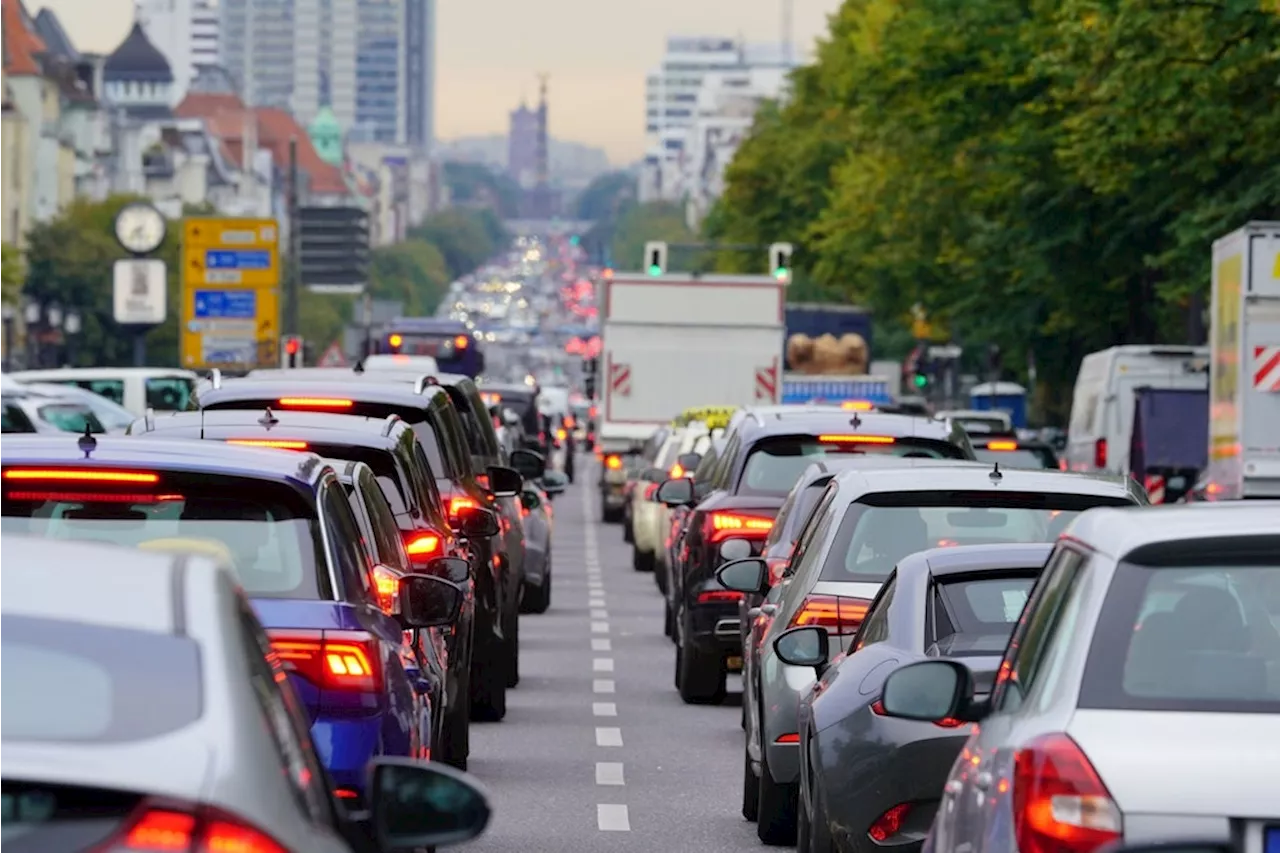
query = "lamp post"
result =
(23, 300, 41, 368)
(1, 303, 13, 371)
(64, 310, 82, 366)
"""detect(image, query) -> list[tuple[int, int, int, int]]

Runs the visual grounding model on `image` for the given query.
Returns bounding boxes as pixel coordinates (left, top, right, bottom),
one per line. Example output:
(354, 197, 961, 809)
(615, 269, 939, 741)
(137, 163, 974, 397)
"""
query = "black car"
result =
(969, 433, 1059, 469)
(656, 408, 975, 705)
(128, 409, 503, 766)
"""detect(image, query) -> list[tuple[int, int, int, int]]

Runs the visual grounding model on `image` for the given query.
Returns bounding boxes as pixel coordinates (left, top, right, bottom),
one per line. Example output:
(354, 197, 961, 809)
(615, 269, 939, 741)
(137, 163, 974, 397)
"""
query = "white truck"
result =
(1205, 222, 1280, 499)
(595, 271, 788, 519)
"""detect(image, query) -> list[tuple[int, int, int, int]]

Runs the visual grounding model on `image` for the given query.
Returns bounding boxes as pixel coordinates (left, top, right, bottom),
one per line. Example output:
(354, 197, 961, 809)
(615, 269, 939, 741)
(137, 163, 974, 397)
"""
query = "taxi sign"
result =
(672, 405, 738, 430)
(180, 217, 281, 369)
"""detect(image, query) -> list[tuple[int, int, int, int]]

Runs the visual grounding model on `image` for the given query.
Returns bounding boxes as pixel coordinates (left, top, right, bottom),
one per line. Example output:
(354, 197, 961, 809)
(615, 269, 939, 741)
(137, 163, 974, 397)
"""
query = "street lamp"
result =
(65, 311, 81, 335)
(24, 301, 40, 325)
(47, 304, 63, 329)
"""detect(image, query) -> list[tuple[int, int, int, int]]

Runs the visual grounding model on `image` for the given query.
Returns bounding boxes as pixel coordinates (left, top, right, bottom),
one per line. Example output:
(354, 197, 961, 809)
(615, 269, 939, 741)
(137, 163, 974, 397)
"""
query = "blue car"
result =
(0, 434, 462, 803)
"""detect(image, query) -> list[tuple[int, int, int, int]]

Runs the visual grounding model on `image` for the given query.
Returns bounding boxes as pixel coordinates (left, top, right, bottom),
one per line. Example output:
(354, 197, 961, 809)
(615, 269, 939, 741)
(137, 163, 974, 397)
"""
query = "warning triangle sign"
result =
(318, 341, 348, 367)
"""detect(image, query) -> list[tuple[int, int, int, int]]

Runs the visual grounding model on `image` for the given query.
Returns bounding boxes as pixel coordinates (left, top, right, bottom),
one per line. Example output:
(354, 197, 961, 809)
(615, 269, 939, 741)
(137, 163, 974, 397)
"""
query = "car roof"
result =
(136, 410, 410, 449)
(1, 434, 329, 486)
(326, 458, 372, 484)
(915, 542, 1055, 576)
(2, 536, 185, 634)
(830, 462, 1143, 499)
(1061, 502, 1280, 561)
(737, 408, 961, 440)
(11, 368, 197, 379)
(197, 378, 450, 410)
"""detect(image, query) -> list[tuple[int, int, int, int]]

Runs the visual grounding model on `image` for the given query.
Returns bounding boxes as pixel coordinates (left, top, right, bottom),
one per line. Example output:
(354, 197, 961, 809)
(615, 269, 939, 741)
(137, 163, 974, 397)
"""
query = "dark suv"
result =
(656, 408, 975, 704)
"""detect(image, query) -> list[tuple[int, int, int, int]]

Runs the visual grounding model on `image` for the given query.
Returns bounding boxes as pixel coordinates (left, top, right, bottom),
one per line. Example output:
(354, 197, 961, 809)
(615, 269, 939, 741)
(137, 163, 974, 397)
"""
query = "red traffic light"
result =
(285, 338, 301, 355)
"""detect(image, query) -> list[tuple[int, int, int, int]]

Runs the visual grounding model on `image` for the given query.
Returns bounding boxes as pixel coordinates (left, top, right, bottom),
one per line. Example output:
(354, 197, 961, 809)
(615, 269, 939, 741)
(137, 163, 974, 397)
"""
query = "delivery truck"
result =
(1205, 221, 1280, 499)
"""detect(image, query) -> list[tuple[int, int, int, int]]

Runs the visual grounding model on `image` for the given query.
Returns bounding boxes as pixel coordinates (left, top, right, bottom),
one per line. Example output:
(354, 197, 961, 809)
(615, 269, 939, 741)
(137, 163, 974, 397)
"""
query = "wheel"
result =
(663, 600, 675, 639)
(756, 744, 798, 845)
(623, 515, 634, 544)
(440, 690, 470, 770)
(742, 745, 760, 821)
(469, 640, 508, 722)
(632, 547, 654, 573)
(678, 639, 727, 705)
(504, 611, 520, 688)
(521, 572, 551, 614)
(602, 505, 623, 523)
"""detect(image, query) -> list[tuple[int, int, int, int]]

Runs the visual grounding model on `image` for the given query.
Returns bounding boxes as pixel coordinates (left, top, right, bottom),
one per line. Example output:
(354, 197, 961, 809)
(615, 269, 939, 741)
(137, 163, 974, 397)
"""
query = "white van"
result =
(1064, 345, 1209, 474)
(8, 367, 200, 416)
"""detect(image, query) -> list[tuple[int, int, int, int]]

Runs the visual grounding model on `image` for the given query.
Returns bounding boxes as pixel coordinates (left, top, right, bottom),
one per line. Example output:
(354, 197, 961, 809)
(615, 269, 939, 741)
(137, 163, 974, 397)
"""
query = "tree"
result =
(610, 202, 694, 272)
(575, 171, 636, 222)
(408, 209, 505, 281)
(442, 161, 523, 219)
(2, 243, 24, 305)
(367, 241, 449, 315)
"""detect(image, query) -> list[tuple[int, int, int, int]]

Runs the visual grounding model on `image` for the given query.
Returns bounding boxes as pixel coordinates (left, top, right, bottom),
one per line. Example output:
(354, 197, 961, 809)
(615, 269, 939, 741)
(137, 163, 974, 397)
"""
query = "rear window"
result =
(2, 615, 201, 742)
(1080, 555, 1280, 713)
(36, 404, 105, 434)
(821, 491, 1134, 583)
(145, 377, 195, 411)
(481, 390, 536, 417)
(1, 477, 326, 598)
(973, 446, 1056, 469)
(304, 444, 419, 530)
(932, 574, 1037, 643)
(738, 435, 966, 496)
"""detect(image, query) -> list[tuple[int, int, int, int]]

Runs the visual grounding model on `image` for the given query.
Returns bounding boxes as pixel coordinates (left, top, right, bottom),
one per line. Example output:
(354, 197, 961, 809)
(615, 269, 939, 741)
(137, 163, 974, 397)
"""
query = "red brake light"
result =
(644, 482, 659, 500)
(1094, 438, 1107, 468)
(697, 589, 745, 604)
(987, 440, 1018, 451)
(277, 397, 353, 409)
(606, 455, 622, 470)
(405, 533, 442, 557)
(225, 439, 309, 450)
(1014, 733, 1121, 853)
(707, 512, 773, 542)
(871, 699, 966, 728)
(372, 564, 399, 613)
(449, 496, 479, 520)
(267, 629, 381, 693)
(868, 803, 913, 842)
(121, 809, 194, 850)
(788, 594, 871, 635)
(670, 463, 685, 478)
(817, 434, 894, 445)
(454, 334, 469, 349)
(475, 474, 490, 490)
(3, 491, 181, 503)
(105, 803, 287, 853)
(775, 733, 800, 744)
(3, 468, 158, 483)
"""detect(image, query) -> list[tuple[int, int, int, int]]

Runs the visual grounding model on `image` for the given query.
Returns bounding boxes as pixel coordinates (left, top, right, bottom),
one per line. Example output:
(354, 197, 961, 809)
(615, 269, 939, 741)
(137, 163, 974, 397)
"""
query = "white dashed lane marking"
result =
(595, 727, 623, 747)
(592, 702, 618, 717)
(592, 658, 615, 672)
(597, 804, 631, 831)
(591, 638, 611, 651)
(596, 762, 625, 786)
(593, 679, 615, 693)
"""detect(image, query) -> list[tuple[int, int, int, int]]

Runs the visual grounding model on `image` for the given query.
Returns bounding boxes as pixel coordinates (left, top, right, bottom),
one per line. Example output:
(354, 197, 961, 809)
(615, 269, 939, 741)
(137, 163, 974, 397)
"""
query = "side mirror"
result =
(718, 538, 754, 562)
(486, 464, 522, 497)
(714, 557, 769, 595)
(365, 758, 491, 848)
(397, 574, 463, 629)
(509, 448, 546, 481)
(880, 659, 982, 723)
(541, 470, 568, 495)
(455, 505, 500, 539)
(655, 477, 695, 507)
(773, 625, 830, 676)
(426, 555, 471, 585)
(520, 490, 542, 512)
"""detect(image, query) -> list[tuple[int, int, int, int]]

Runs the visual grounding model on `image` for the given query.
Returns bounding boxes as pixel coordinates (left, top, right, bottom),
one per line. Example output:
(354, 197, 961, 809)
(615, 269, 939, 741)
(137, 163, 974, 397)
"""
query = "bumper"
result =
(760, 657, 818, 784)
(687, 603, 744, 657)
(310, 716, 385, 793)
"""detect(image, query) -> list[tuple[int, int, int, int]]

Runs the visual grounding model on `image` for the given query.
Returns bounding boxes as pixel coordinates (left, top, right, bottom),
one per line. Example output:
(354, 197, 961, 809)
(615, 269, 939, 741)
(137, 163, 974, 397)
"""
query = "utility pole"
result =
(286, 137, 300, 337)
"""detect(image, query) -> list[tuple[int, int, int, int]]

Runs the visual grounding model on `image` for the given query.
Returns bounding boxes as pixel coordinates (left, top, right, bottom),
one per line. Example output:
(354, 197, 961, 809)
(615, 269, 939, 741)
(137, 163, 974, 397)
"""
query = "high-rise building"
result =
(507, 100, 538, 188)
(219, 0, 434, 147)
(135, 0, 220, 105)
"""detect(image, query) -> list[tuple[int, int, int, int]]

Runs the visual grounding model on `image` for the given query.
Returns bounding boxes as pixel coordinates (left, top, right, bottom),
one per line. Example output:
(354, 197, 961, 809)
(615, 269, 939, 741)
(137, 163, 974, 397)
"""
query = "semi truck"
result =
(1205, 221, 1280, 499)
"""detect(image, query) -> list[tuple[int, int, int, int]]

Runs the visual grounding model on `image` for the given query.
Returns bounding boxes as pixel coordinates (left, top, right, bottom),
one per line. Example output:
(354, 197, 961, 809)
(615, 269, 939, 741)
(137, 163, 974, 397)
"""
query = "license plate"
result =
(1266, 826, 1280, 853)
(726, 656, 743, 672)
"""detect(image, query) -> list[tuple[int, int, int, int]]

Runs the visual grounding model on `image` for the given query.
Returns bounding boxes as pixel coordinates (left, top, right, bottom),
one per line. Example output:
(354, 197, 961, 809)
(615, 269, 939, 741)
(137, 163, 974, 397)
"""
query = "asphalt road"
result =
(462, 462, 759, 852)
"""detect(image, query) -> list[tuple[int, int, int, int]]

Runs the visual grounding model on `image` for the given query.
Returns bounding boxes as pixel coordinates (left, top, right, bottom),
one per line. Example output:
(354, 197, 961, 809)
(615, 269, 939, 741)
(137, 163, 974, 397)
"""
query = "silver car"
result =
(1, 536, 492, 852)
(717, 461, 1148, 845)
(878, 502, 1280, 853)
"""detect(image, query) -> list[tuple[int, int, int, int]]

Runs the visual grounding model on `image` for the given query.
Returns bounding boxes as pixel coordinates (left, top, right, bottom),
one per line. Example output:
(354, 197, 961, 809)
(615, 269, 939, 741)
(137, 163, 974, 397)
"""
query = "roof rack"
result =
(380, 413, 404, 437)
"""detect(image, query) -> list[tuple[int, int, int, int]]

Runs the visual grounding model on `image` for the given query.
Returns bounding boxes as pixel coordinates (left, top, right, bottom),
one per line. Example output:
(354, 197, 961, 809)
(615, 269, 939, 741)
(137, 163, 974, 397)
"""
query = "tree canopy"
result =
(708, 0, 1280, 417)
(442, 161, 523, 219)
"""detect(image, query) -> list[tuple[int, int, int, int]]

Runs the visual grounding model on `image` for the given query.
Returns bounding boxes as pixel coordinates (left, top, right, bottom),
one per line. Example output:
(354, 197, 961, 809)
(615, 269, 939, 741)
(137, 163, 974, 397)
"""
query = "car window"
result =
(361, 469, 412, 570)
(145, 377, 196, 411)
(68, 379, 126, 406)
(408, 421, 450, 479)
(409, 439, 448, 526)
(853, 574, 897, 652)
(319, 481, 374, 603)
(737, 435, 964, 496)
(782, 484, 838, 581)
(931, 573, 1038, 644)
(973, 447, 1056, 469)
(2, 401, 35, 433)
(36, 403, 106, 434)
(990, 547, 1087, 714)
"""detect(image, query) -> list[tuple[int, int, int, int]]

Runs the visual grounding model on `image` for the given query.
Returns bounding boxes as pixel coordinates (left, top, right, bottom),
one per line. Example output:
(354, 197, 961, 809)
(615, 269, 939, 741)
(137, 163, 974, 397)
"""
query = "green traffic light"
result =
(648, 264, 662, 276)
(570, 235, 580, 246)
(773, 267, 790, 280)
(913, 374, 928, 388)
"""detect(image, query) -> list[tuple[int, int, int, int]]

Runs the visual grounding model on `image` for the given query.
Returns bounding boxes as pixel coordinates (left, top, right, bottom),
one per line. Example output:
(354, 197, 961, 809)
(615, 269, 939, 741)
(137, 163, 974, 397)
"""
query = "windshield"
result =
(821, 492, 1134, 582)
(973, 447, 1056, 469)
(738, 435, 965, 496)
(1, 482, 324, 598)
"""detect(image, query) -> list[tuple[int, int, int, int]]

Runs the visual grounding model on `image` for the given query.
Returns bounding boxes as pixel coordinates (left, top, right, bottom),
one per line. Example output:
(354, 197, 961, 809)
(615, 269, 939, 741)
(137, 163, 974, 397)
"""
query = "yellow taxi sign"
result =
(841, 400, 875, 411)
(672, 405, 738, 429)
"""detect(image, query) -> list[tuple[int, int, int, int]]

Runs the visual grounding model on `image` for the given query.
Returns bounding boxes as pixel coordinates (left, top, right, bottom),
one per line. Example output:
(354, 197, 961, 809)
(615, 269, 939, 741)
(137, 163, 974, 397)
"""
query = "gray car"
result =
(784, 542, 1053, 853)
(0, 536, 493, 852)
(716, 461, 1149, 845)
(877, 503, 1280, 853)
(519, 471, 567, 613)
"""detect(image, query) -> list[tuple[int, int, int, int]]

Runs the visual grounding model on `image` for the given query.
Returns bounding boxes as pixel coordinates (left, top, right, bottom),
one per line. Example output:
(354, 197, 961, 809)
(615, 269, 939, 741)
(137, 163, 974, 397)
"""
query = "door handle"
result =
(974, 771, 993, 791)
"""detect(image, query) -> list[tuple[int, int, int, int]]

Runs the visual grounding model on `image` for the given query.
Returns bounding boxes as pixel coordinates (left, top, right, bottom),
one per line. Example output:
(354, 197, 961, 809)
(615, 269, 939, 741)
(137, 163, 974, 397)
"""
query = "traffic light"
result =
(569, 234, 580, 246)
(281, 335, 303, 369)
(768, 242, 793, 283)
(912, 371, 930, 390)
(644, 241, 667, 276)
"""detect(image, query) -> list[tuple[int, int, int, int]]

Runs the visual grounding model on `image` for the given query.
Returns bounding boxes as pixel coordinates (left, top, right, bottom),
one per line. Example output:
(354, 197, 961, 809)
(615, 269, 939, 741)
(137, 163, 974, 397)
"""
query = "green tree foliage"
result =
(367, 241, 449, 315)
(408, 209, 506, 281)
(610, 202, 694, 271)
(576, 171, 637, 222)
(709, 0, 1280, 417)
(442, 161, 522, 218)
(2, 243, 25, 305)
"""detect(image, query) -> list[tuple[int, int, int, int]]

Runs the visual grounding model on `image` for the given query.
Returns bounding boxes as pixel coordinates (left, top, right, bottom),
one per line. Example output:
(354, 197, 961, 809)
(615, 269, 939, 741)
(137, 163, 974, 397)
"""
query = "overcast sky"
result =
(33, 0, 840, 163)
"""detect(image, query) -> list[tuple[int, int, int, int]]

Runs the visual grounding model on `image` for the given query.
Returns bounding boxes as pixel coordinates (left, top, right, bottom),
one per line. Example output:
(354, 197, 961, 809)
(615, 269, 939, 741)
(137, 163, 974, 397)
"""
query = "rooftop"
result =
(104, 22, 173, 83)
(2, 0, 47, 76)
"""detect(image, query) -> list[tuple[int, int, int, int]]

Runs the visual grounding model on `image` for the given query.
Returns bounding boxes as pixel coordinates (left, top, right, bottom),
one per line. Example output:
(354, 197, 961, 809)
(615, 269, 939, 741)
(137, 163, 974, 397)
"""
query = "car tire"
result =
(663, 600, 675, 639)
(469, 641, 508, 722)
(440, 691, 470, 770)
(521, 572, 552, 614)
(623, 515, 634, 543)
(602, 505, 623, 524)
(756, 745, 799, 845)
(677, 638, 726, 705)
(505, 612, 520, 688)
(633, 547, 654, 573)
(742, 746, 760, 821)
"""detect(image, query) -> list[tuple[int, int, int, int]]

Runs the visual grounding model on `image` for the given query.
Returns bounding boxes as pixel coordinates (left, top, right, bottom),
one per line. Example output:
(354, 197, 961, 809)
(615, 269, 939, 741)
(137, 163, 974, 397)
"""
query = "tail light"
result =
(871, 699, 965, 728)
(670, 463, 685, 478)
(277, 397, 353, 409)
(766, 556, 789, 586)
(697, 589, 744, 604)
(101, 802, 287, 853)
(405, 532, 442, 558)
(1014, 733, 1121, 853)
(539, 431, 546, 444)
(1059, 458, 1068, 471)
(4, 468, 158, 483)
(1093, 438, 1107, 468)
(557, 428, 567, 441)
(225, 439, 309, 450)
(606, 455, 622, 470)
(4, 491, 182, 503)
(987, 440, 1018, 451)
(268, 628, 382, 693)
(644, 483, 659, 500)
(818, 434, 894, 445)
(789, 594, 871, 635)
(448, 496, 479, 523)
(475, 474, 490, 490)
(706, 511, 773, 543)
(868, 802, 913, 842)
(371, 565, 399, 613)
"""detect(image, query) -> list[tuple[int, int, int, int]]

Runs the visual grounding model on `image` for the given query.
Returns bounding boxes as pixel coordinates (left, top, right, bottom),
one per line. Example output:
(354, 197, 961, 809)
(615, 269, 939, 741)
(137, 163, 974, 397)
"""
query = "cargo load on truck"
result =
(780, 302, 894, 405)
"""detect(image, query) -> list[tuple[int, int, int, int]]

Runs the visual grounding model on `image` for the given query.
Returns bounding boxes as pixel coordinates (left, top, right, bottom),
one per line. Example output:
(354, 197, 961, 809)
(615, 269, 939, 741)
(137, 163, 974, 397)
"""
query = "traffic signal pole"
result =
(285, 137, 300, 338)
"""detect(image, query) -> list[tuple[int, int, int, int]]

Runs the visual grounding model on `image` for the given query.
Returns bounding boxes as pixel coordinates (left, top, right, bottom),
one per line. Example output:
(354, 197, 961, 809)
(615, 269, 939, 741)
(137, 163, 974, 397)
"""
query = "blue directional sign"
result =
(194, 289, 257, 319)
(205, 249, 272, 270)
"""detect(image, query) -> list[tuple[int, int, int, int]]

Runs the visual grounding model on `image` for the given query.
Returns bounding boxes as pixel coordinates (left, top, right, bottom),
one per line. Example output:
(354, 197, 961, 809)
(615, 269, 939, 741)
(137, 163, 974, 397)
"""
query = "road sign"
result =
(181, 217, 280, 369)
(113, 259, 167, 325)
(318, 341, 348, 367)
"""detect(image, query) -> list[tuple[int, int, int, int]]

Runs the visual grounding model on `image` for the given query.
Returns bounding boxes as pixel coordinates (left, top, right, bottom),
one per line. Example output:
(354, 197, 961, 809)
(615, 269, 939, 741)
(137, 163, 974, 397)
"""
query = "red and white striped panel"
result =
(610, 363, 632, 397)
(755, 360, 779, 401)
(1253, 345, 1280, 392)
(1144, 474, 1166, 504)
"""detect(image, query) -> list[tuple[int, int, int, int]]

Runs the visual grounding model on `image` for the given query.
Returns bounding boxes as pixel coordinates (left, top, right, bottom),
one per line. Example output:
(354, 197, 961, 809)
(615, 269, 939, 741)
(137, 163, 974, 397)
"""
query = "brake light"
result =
(372, 565, 399, 613)
(841, 400, 874, 411)
(670, 463, 685, 478)
(789, 594, 871, 635)
(707, 512, 773, 542)
(557, 428, 567, 440)
(870, 699, 965, 728)
(449, 496, 479, 520)
(405, 533, 442, 556)
(3, 468, 158, 483)
(868, 803, 913, 842)
(564, 416, 576, 428)
(987, 440, 1018, 451)
(775, 733, 800, 744)
(1094, 438, 1107, 468)
(475, 474, 490, 490)
(644, 483, 659, 500)
(817, 435, 894, 445)
(697, 589, 744, 604)
(3, 491, 182, 503)
(1013, 733, 1121, 853)
(277, 397, 354, 409)
(454, 334, 469, 349)
(589, 405, 598, 418)
(105, 803, 287, 853)
(225, 439, 309, 449)
(606, 455, 622, 470)
(267, 629, 381, 692)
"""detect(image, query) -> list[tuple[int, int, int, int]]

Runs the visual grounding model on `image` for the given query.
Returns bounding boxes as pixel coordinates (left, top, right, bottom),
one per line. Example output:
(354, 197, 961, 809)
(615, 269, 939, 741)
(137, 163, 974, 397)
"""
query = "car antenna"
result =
(259, 407, 279, 429)
(353, 359, 365, 374)
(850, 413, 862, 430)
(77, 423, 97, 458)
(990, 461, 1003, 482)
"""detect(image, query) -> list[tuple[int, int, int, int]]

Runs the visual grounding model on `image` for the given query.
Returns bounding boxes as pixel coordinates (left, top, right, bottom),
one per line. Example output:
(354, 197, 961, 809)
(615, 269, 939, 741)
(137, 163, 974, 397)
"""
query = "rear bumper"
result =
(686, 604, 744, 657)
(310, 716, 385, 793)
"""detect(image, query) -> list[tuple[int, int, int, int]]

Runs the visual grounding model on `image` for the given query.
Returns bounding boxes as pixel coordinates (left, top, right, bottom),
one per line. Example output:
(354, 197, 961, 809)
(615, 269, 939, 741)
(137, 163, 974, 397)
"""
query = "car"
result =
(10, 366, 199, 414)
(714, 461, 1148, 845)
(2, 383, 107, 434)
(0, 534, 491, 853)
(517, 470, 568, 613)
(633, 423, 712, 574)
(622, 427, 672, 540)
(129, 407, 504, 757)
(779, 543, 1053, 853)
(0, 435, 466, 805)
(16, 381, 138, 432)
(656, 409, 977, 708)
(660, 436, 729, 611)
(969, 432, 1060, 469)
(876, 502, 1280, 853)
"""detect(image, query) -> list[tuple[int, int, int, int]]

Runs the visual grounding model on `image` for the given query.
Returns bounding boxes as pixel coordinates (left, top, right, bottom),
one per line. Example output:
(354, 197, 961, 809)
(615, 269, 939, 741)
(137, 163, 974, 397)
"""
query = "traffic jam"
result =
(3, 230, 1280, 853)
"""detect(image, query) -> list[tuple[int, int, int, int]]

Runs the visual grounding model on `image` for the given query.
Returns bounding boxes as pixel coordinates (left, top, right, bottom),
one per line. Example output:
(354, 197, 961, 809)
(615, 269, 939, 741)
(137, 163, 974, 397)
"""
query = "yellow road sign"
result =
(180, 217, 281, 369)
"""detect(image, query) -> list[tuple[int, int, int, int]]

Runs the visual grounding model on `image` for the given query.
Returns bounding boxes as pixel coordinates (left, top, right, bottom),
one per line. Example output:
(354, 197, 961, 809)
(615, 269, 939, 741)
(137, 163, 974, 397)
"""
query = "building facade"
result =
(136, 0, 220, 106)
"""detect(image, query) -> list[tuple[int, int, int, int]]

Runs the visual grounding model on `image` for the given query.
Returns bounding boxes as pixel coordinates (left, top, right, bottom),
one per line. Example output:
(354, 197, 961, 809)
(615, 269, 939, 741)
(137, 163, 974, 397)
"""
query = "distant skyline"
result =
(32, 0, 841, 163)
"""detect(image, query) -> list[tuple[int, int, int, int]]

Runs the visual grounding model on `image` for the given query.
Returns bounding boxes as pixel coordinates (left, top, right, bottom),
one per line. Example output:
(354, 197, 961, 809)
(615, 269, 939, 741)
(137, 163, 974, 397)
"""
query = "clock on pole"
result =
(113, 202, 167, 255)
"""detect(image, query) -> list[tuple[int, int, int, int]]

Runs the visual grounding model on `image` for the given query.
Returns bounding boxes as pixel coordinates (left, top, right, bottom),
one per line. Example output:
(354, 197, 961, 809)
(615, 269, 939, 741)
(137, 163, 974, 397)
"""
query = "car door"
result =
(938, 545, 1090, 853)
